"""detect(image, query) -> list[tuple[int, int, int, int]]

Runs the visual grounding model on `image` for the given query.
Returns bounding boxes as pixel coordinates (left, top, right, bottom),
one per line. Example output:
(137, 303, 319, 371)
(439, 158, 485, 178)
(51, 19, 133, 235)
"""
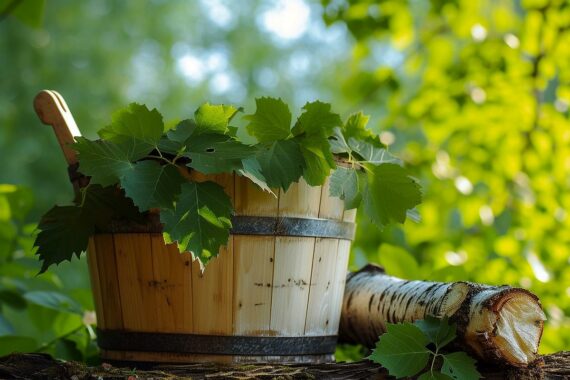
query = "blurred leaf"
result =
(23, 291, 83, 315)
(0, 315, 14, 335)
(54, 338, 83, 361)
(377, 244, 421, 279)
(0, 289, 26, 310)
(2, 0, 45, 28)
(0, 336, 37, 355)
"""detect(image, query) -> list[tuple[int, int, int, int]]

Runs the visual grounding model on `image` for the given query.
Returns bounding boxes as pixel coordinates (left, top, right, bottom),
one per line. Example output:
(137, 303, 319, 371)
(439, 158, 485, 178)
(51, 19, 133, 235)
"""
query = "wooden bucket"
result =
(87, 172, 356, 364)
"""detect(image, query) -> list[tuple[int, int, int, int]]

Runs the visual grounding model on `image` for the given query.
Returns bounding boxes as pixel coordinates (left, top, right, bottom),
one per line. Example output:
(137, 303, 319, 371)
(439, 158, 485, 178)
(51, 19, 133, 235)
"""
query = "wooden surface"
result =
(1, 352, 569, 379)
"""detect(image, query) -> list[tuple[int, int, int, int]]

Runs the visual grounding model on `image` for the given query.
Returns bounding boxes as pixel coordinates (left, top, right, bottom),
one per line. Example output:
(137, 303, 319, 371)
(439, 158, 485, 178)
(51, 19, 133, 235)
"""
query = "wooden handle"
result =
(34, 90, 82, 166)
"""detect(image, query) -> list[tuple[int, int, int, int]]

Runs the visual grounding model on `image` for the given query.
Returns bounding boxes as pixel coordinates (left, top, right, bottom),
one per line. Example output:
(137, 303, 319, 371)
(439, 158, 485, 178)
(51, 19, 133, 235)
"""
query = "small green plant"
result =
(34, 98, 422, 272)
(369, 316, 481, 380)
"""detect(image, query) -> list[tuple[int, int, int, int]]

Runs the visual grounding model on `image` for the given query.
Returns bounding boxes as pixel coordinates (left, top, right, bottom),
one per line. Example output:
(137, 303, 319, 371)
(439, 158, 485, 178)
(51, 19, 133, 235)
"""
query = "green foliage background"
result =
(1, 0, 569, 359)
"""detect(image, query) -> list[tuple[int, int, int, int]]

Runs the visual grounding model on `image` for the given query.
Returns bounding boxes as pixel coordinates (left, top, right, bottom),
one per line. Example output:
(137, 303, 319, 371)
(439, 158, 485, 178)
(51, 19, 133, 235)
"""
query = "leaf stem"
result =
(146, 154, 173, 165)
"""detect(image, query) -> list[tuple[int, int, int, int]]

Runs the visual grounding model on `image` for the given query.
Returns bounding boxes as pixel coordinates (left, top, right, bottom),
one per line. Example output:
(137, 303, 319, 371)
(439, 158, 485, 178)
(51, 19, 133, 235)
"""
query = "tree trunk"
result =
(339, 264, 546, 367)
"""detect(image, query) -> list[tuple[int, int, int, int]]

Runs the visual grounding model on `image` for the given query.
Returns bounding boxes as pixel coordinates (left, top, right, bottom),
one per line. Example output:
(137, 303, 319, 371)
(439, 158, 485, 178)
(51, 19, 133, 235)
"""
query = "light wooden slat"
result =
(233, 176, 278, 336)
(317, 176, 345, 221)
(93, 234, 123, 330)
(304, 238, 340, 335)
(304, 177, 347, 335)
(234, 175, 278, 216)
(327, 239, 352, 334)
(114, 233, 158, 332)
(342, 208, 357, 223)
(191, 237, 234, 335)
(270, 180, 322, 336)
(233, 236, 275, 335)
(150, 234, 193, 333)
(270, 237, 315, 336)
(87, 238, 105, 329)
(278, 178, 322, 218)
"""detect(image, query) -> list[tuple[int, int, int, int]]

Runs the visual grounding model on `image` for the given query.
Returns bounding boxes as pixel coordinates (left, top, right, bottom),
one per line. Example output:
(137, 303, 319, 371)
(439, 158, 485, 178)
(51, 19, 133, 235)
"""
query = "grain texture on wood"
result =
(92, 234, 123, 330)
(114, 233, 158, 332)
(191, 239, 234, 335)
(33, 90, 81, 166)
(86, 239, 105, 329)
(233, 236, 275, 335)
(150, 234, 194, 333)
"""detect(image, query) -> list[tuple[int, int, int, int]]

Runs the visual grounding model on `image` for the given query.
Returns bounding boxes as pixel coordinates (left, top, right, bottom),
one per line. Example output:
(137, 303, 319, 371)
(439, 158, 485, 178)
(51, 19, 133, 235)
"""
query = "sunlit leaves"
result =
(160, 181, 233, 264)
(37, 97, 422, 272)
(245, 97, 292, 143)
(362, 163, 422, 227)
(194, 103, 241, 135)
(257, 139, 305, 191)
(329, 166, 361, 209)
(98, 103, 164, 152)
(121, 161, 185, 211)
(184, 134, 258, 174)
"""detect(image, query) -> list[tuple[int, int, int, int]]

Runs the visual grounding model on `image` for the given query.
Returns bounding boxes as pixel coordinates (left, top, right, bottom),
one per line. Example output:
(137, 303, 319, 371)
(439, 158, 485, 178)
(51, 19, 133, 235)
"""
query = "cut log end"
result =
(466, 289, 546, 367)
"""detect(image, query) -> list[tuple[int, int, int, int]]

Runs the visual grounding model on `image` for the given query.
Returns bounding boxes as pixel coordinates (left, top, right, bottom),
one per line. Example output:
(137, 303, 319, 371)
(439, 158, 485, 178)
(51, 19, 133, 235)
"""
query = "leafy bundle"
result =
(34, 98, 421, 272)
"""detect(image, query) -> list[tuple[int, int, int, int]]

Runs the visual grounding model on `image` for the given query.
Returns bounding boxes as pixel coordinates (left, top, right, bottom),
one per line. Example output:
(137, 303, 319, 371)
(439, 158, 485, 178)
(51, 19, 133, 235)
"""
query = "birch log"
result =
(339, 264, 546, 367)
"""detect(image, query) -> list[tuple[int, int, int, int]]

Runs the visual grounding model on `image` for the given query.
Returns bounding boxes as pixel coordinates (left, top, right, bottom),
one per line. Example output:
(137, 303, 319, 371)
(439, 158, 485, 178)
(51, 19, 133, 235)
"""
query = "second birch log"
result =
(339, 264, 546, 367)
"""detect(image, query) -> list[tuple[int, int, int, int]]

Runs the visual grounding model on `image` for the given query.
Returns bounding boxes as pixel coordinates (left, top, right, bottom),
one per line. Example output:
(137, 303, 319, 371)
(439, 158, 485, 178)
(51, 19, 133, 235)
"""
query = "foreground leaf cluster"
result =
(369, 316, 481, 380)
(35, 98, 421, 271)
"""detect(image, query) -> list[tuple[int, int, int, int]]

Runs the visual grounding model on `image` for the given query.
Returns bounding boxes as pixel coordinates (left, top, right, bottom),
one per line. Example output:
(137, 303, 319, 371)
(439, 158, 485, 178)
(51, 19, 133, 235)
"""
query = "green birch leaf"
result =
(329, 127, 351, 154)
(441, 352, 481, 380)
(298, 135, 336, 186)
(368, 322, 430, 378)
(329, 166, 361, 209)
(194, 103, 240, 135)
(362, 163, 422, 226)
(158, 119, 197, 155)
(74, 138, 141, 186)
(160, 181, 233, 265)
(292, 101, 340, 185)
(292, 101, 341, 136)
(184, 134, 258, 174)
(237, 157, 274, 194)
(257, 139, 305, 191)
(121, 161, 185, 211)
(245, 97, 292, 143)
(344, 112, 374, 140)
(99, 103, 164, 151)
(34, 206, 94, 273)
(348, 138, 400, 165)
(34, 185, 144, 273)
(418, 372, 454, 380)
(414, 316, 457, 350)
